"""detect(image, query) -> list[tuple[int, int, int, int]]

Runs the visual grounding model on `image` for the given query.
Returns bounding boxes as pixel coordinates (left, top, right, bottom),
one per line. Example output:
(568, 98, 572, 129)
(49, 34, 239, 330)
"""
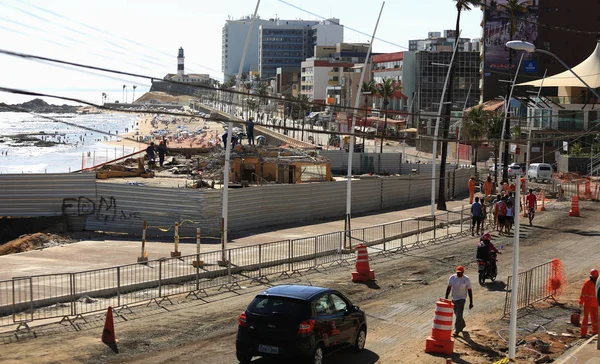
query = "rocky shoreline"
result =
(0, 98, 79, 114)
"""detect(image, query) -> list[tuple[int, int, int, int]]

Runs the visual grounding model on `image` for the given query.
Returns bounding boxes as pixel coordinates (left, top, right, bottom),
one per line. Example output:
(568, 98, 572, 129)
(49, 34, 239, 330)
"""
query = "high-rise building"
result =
(480, 0, 600, 101)
(222, 17, 343, 81)
(222, 16, 272, 81)
(259, 18, 343, 79)
(408, 30, 472, 52)
(415, 51, 482, 129)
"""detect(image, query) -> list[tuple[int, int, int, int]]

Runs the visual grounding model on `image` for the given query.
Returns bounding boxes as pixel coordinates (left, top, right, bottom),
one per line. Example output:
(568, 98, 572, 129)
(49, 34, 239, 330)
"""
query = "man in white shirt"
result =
(445, 266, 474, 336)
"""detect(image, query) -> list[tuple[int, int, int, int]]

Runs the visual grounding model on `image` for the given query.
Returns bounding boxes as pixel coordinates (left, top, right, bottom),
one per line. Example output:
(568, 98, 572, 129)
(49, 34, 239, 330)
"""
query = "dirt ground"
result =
(0, 200, 598, 364)
(0, 233, 76, 256)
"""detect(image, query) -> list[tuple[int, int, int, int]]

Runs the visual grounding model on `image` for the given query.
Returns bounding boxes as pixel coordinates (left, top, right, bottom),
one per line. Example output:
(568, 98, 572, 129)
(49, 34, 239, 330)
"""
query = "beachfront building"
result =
(371, 51, 416, 114)
(258, 18, 343, 79)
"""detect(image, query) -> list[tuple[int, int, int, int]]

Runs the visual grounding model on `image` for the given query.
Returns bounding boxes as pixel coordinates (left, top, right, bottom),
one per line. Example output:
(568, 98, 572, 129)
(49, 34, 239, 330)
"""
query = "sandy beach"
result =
(104, 113, 227, 153)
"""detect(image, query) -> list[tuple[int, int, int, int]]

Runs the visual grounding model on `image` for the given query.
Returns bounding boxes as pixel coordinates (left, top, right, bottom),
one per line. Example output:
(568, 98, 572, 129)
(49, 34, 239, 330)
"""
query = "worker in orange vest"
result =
(483, 176, 494, 196)
(579, 268, 599, 337)
(468, 176, 476, 204)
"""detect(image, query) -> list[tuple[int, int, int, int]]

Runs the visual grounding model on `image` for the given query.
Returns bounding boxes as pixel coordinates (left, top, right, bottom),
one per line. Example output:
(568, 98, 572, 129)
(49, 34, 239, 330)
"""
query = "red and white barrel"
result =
(431, 299, 454, 341)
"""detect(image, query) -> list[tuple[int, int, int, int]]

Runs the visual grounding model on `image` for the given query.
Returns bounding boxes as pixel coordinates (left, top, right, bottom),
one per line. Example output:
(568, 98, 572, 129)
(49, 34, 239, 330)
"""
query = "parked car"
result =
(236, 285, 367, 364)
(507, 163, 524, 178)
(527, 163, 553, 183)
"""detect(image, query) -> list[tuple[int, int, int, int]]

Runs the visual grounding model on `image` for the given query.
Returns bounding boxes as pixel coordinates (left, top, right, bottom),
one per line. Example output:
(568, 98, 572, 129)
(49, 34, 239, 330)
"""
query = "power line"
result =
(2, 0, 223, 77)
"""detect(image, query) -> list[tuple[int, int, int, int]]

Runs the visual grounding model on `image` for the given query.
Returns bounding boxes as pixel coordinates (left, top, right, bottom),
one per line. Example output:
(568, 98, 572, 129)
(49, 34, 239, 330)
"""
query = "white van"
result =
(527, 163, 553, 183)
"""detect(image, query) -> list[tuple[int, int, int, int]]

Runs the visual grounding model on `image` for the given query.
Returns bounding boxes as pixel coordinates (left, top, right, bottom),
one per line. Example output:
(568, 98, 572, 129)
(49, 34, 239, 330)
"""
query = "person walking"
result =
(246, 117, 255, 145)
(445, 266, 473, 337)
(483, 176, 494, 196)
(579, 268, 599, 337)
(526, 189, 537, 226)
(495, 196, 507, 235)
(157, 141, 167, 168)
(145, 142, 156, 169)
(471, 197, 483, 236)
(222, 131, 228, 150)
(468, 176, 476, 204)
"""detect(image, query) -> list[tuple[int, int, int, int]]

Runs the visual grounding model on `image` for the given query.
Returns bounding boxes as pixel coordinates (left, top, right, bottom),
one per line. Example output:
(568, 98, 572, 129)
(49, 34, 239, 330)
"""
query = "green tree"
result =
(462, 107, 488, 177)
(374, 78, 402, 155)
(360, 80, 375, 151)
(437, 0, 480, 210)
(571, 142, 583, 156)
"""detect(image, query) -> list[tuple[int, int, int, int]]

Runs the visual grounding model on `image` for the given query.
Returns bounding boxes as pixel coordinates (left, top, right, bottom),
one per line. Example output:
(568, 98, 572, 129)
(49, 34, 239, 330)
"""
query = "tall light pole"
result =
(220, 0, 260, 264)
(344, 1, 385, 248)
(498, 53, 524, 185)
(506, 41, 600, 101)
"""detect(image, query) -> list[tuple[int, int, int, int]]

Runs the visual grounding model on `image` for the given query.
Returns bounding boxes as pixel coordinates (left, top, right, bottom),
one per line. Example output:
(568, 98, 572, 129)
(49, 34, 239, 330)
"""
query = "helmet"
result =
(591, 269, 599, 279)
(481, 232, 492, 241)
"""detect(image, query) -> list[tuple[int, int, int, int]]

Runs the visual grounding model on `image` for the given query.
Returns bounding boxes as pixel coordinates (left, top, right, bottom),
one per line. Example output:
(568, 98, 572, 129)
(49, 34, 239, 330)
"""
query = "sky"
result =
(0, 0, 483, 105)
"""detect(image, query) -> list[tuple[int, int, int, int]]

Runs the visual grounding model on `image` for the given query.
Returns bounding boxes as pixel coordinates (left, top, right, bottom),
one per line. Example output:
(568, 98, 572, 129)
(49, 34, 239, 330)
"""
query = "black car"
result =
(236, 285, 367, 364)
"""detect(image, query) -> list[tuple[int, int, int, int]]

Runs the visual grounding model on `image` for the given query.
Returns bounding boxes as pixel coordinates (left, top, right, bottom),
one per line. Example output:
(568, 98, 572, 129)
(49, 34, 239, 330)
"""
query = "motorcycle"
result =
(477, 251, 498, 285)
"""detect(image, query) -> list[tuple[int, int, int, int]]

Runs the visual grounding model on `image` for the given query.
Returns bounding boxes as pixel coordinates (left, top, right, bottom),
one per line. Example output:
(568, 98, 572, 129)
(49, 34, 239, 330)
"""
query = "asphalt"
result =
(0, 198, 472, 280)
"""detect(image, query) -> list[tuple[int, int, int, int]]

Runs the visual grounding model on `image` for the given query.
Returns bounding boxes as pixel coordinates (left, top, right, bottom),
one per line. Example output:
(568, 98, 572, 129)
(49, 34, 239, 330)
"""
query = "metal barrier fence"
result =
(503, 260, 555, 317)
(0, 205, 471, 331)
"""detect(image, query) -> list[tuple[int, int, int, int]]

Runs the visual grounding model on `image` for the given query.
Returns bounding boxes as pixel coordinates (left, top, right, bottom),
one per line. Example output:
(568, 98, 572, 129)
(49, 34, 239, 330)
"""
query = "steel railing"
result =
(503, 260, 556, 317)
(0, 205, 472, 331)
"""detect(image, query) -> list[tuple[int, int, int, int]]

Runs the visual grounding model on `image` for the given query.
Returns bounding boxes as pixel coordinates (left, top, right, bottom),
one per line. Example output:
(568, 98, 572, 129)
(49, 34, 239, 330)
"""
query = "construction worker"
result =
(579, 268, 599, 337)
(483, 176, 494, 196)
(445, 266, 473, 337)
(468, 176, 476, 204)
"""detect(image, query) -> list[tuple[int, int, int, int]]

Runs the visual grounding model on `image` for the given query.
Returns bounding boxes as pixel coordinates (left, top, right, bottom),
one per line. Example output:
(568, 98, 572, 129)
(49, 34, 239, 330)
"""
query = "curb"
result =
(554, 334, 597, 364)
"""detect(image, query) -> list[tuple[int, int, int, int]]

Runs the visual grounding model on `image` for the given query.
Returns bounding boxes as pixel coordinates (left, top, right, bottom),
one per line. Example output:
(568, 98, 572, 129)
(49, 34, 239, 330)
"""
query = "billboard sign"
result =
(523, 60, 538, 73)
(484, 1, 539, 73)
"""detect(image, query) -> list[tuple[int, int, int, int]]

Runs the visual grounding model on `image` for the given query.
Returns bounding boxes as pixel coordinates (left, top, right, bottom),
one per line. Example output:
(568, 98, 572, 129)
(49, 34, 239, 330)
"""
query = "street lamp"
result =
(506, 41, 600, 100)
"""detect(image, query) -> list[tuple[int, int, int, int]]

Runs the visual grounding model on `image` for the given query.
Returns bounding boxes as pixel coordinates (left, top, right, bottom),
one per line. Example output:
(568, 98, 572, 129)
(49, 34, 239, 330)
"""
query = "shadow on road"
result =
(355, 280, 381, 290)
(250, 349, 380, 363)
(563, 229, 600, 237)
(485, 281, 507, 292)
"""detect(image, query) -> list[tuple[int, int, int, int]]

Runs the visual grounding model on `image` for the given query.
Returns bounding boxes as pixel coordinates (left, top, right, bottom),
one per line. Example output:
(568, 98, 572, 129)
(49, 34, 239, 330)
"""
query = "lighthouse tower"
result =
(177, 47, 184, 76)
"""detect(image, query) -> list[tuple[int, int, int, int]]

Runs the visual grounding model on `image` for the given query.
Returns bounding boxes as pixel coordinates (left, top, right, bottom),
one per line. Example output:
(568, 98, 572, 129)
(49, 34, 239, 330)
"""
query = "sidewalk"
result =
(0, 198, 472, 280)
(555, 335, 599, 363)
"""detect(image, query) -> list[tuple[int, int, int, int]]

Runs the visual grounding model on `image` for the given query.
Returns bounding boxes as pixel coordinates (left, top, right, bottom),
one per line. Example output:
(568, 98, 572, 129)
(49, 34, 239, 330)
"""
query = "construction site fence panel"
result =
(0, 205, 473, 330)
(503, 260, 554, 317)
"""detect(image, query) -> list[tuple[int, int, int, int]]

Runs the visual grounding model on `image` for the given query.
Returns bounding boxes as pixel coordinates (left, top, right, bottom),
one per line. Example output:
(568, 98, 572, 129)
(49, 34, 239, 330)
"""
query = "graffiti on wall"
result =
(61, 196, 140, 223)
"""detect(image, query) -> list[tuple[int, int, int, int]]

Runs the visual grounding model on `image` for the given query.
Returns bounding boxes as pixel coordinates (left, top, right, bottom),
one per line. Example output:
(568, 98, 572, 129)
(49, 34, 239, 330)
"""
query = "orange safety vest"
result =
(468, 179, 476, 191)
(483, 181, 493, 195)
(579, 279, 598, 307)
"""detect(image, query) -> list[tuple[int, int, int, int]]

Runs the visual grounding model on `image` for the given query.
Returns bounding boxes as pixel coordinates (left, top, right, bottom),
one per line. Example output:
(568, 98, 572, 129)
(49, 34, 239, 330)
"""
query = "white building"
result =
(222, 16, 272, 81)
(222, 16, 343, 80)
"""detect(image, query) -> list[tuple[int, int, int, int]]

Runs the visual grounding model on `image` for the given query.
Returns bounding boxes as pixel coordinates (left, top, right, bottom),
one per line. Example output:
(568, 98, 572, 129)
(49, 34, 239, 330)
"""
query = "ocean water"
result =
(0, 112, 140, 174)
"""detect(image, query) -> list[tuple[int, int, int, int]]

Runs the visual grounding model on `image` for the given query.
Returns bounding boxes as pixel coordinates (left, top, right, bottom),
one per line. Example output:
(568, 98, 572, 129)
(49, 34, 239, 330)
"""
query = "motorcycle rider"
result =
(476, 232, 501, 275)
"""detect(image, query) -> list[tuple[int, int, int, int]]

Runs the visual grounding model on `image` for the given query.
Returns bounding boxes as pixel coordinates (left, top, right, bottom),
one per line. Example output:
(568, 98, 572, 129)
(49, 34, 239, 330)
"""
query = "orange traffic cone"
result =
(101, 306, 118, 345)
(351, 243, 375, 282)
(569, 196, 580, 217)
(425, 299, 455, 356)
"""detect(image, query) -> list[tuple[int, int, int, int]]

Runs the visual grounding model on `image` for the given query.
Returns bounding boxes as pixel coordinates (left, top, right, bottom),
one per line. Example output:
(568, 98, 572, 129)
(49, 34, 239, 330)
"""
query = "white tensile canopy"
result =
(517, 42, 600, 88)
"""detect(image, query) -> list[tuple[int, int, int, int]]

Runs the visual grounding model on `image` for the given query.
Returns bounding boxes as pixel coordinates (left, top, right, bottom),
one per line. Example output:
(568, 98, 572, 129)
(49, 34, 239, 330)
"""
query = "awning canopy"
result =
(517, 42, 600, 88)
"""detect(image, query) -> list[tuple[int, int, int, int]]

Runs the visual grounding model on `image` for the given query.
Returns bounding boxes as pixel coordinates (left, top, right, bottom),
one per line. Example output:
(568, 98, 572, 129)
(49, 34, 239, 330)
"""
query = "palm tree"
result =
(462, 107, 488, 177)
(122, 85, 126, 103)
(437, 0, 480, 211)
(360, 80, 375, 151)
(484, 110, 505, 184)
(498, 0, 527, 180)
(132, 85, 137, 103)
(374, 78, 402, 155)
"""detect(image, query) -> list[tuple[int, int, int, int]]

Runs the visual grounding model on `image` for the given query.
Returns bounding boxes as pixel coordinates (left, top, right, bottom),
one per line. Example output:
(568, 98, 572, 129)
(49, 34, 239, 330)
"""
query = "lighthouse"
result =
(177, 47, 184, 76)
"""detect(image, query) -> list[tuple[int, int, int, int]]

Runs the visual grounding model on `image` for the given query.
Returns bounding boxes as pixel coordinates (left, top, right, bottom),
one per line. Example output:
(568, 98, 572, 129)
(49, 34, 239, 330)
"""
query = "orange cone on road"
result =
(101, 306, 117, 345)
(351, 243, 375, 282)
(425, 299, 455, 356)
(569, 196, 580, 217)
